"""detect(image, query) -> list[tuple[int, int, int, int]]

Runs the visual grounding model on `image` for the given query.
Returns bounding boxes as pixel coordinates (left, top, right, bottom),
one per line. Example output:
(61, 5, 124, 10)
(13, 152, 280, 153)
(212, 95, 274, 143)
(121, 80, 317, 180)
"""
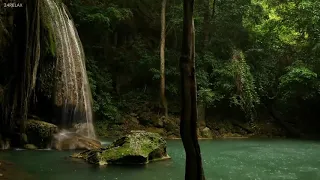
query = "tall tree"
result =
(160, 0, 168, 117)
(180, 0, 205, 179)
(202, 0, 210, 48)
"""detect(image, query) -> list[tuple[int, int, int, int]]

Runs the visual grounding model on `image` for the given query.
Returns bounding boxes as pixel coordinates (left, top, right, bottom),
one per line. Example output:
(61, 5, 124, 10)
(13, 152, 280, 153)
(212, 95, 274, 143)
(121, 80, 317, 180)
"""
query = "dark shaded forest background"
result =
(1, 0, 320, 138)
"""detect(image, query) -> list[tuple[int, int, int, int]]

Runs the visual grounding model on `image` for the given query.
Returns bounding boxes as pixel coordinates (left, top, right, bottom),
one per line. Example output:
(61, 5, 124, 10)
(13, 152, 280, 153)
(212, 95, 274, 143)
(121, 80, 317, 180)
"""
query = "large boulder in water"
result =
(72, 131, 170, 165)
(25, 119, 58, 148)
(53, 130, 101, 150)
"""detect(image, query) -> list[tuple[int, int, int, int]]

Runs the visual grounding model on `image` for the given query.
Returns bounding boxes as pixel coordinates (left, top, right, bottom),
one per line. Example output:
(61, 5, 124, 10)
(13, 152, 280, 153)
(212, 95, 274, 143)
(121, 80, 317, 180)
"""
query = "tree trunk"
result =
(202, 0, 210, 48)
(160, 0, 168, 117)
(209, 0, 216, 44)
(180, 0, 205, 179)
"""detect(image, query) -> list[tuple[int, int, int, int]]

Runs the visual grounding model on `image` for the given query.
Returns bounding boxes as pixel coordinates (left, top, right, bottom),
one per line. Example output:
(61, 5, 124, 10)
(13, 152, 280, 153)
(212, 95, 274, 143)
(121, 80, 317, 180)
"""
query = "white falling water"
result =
(43, 0, 95, 138)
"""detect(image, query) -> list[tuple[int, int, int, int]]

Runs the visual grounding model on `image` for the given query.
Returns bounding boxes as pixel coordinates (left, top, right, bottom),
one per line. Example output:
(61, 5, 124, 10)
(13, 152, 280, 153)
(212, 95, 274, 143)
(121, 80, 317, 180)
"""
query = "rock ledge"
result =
(72, 131, 170, 165)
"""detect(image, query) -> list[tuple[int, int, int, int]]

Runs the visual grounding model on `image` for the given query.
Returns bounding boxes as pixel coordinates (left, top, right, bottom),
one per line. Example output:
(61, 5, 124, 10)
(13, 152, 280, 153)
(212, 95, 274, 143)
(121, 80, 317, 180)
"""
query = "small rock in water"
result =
(24, 144, 38, 150)
(0, 173, 3, 176)
(200, 127, 213, 138)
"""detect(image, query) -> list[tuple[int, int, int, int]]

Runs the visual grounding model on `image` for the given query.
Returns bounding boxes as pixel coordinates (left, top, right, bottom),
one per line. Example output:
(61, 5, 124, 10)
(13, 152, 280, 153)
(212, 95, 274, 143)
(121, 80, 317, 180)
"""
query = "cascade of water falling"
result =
(43, 0, 95, 138)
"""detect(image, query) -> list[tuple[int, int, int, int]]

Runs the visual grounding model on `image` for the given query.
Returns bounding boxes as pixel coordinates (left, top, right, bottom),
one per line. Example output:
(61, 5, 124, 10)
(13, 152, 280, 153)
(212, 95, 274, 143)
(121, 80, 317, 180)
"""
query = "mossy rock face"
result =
(25, 119, 58, 148)
(72, 131, 170, 165)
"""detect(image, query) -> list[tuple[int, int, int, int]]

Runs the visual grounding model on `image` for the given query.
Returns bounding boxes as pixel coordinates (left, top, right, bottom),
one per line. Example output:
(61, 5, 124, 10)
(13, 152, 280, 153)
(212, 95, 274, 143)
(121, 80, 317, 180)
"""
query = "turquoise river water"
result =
(1, 139, 320, 180)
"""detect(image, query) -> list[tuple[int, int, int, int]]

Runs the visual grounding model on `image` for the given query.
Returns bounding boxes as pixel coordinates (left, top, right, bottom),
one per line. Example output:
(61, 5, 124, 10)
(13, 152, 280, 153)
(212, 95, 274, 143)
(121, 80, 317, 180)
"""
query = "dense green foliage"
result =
(64, 0, 320, 134)
(1, 0, 320, 137)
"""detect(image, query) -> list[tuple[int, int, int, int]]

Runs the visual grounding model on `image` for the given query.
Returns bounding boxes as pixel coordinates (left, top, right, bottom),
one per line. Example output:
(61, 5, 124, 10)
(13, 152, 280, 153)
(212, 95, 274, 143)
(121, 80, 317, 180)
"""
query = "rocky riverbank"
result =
(95, 111, 286, 139)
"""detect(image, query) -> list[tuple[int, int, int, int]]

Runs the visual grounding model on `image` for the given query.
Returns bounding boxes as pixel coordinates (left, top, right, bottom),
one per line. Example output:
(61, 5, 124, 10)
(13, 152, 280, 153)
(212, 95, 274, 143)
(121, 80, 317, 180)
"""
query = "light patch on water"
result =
(299, 166, 319, 172)
(100, 141, 111, 146)
(270, 171, 297, 179)
(14, 148, 25, 151)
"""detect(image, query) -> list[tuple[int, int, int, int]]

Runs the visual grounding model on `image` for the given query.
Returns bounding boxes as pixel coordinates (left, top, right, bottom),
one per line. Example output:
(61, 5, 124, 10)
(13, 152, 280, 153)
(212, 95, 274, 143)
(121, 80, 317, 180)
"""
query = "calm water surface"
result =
(1, 139, 320, 180)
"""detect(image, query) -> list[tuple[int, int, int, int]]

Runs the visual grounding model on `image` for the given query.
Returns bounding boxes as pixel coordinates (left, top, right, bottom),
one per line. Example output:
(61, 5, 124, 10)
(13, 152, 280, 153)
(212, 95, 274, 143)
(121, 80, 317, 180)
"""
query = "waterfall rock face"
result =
(41, 0, 95, 138)
(53, 130, 102, 150)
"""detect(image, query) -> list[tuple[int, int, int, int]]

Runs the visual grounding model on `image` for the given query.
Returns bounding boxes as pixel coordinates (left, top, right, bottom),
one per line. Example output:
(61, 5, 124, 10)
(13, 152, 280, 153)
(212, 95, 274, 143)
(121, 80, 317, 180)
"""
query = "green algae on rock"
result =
(72, 131, 171, 165)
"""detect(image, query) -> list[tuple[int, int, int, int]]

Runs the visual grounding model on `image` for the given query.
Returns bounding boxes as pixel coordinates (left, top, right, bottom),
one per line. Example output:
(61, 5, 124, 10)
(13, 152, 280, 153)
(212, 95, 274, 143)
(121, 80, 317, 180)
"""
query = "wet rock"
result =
(145, 127, 166, 137)
(200, 127, 213, 138)
(72, 131, 170, 165)
(0, 137, 10, 150)
(127, 116, 139, 124)
(163, 117, 180, 137)
(151, 116, 164, 128)
(138, 112, 151, 126)
(20, 133, 28, 144)
(25, 119, 58, 148)
(53, 130, 101, 150)
(24, 144, 37, 150)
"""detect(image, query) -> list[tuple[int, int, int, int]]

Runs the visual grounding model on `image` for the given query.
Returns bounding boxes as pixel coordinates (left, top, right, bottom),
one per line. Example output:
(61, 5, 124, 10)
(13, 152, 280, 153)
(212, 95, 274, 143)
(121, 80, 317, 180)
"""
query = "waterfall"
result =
(42, 0, 95, 138)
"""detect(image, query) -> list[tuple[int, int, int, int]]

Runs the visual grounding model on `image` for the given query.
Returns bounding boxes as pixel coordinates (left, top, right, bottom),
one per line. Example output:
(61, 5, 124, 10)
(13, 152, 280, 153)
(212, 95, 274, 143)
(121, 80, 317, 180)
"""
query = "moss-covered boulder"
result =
(24, 144, 38, 150)
(72, 131, 170, 165)
(25, 119, 58, 148)
(200, 127, 213, 138)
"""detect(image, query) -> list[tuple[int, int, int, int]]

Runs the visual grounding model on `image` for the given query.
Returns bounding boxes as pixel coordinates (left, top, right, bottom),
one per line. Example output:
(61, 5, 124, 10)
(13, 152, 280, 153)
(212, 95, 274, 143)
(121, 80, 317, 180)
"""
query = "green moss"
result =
(41, 20, 56, 57)
(26, 119, 58, 137)
(46, 30, 56, 57)
(40, 0, 57, 57)
(25, 119, 58, 148)
(72, 131, 169, 165)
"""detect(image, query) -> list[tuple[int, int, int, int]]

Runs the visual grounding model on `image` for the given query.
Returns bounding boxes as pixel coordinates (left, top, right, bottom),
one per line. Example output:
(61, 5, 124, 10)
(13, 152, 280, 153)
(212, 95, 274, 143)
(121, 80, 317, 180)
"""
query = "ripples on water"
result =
(1, 139, 320, 180)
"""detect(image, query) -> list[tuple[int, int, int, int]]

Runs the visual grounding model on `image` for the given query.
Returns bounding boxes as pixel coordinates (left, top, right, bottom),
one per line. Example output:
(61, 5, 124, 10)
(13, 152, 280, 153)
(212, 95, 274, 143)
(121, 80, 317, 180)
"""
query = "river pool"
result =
(1, 139, 320, 180)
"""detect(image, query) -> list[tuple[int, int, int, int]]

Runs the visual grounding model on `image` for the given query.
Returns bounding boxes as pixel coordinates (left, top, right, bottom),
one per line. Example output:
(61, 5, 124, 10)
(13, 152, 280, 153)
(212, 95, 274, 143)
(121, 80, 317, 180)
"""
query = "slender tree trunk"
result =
(209, 0, 216, 44)
(202, 0, 210, 48)
(160, 0, 168, 117)
(197, 0, 211, 129)
(180, 0, 205, 179)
